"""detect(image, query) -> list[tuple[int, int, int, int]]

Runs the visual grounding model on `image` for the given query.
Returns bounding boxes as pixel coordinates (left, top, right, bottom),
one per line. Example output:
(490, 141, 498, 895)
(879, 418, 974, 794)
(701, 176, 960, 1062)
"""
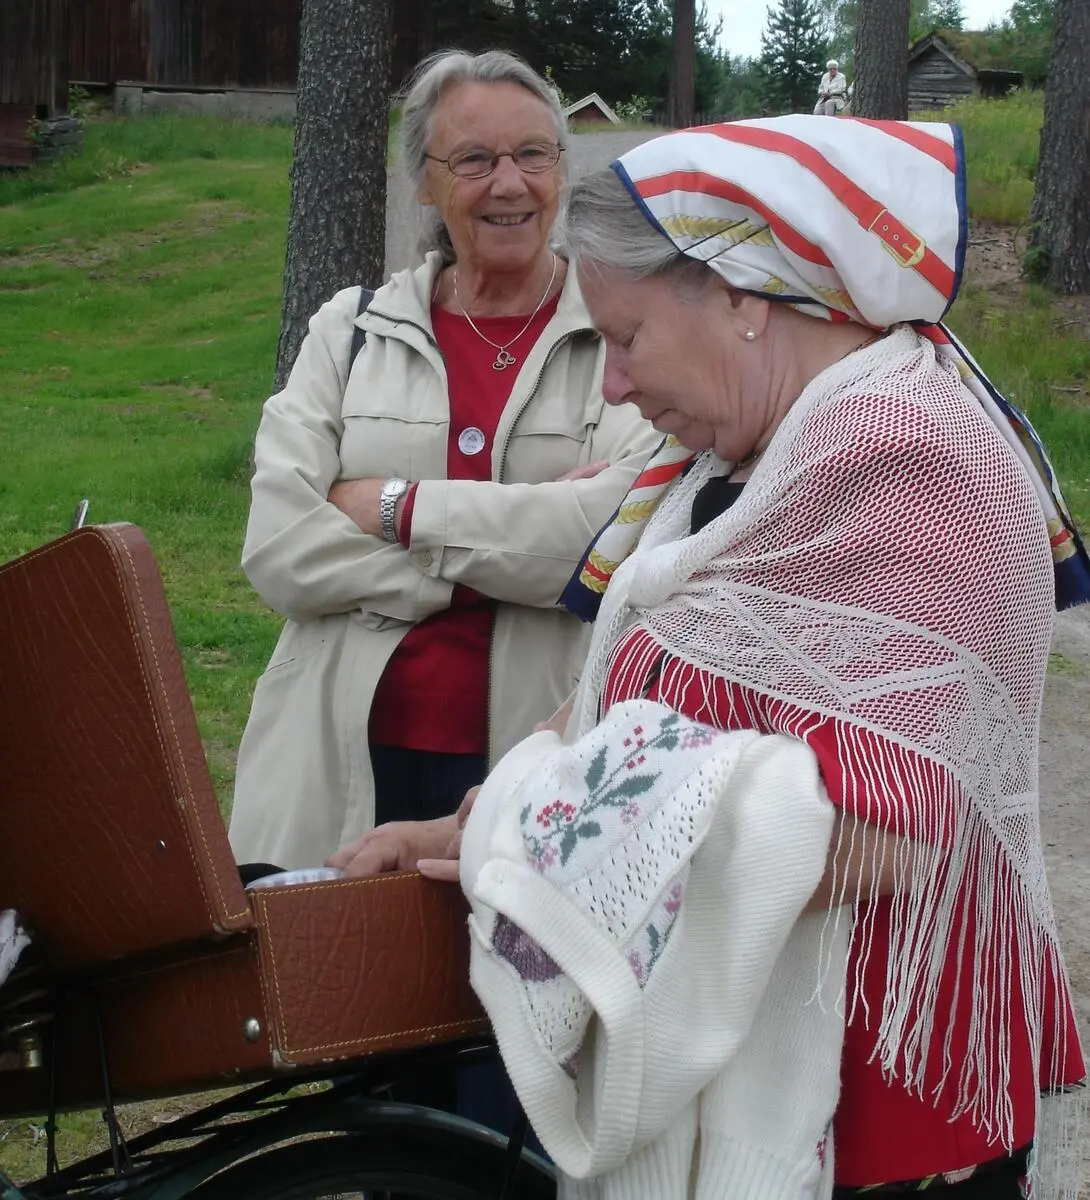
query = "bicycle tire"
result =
(183, 1130, 557, 1200)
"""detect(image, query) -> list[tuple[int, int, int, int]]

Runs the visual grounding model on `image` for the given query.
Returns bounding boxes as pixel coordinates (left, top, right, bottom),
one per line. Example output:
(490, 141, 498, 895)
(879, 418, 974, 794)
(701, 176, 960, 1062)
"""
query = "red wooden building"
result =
(68, 0, 300, 90)
(0, 0, 69, 166)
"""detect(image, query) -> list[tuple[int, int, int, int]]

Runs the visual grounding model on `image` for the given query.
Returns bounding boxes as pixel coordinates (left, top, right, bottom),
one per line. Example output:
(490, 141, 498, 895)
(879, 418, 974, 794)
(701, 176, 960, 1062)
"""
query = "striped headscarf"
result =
(560, 116, 1090, 619)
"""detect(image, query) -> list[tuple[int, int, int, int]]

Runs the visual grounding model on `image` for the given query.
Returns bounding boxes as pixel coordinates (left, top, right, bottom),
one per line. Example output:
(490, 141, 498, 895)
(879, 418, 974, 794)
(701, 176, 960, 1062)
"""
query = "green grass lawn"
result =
(0, 115, 294, 804)
(1, 99, 1089, 820)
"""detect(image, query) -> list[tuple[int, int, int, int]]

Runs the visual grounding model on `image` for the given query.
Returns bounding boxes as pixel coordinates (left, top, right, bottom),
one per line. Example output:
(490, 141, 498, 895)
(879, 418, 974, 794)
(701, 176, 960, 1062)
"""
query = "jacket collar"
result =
(364, 251, 595, 340)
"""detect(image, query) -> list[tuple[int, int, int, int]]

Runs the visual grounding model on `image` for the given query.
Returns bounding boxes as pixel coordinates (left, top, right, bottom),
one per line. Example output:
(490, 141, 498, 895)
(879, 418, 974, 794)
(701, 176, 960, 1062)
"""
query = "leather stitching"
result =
(108, 531, 250, 924)
(2, 528, 251, 930)
(255, 877, 488, 1057)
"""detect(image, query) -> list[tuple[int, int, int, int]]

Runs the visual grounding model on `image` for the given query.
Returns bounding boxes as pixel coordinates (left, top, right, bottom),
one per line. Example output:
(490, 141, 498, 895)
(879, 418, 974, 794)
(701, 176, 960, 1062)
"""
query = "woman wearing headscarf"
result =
(360, 117, 1090, 1198)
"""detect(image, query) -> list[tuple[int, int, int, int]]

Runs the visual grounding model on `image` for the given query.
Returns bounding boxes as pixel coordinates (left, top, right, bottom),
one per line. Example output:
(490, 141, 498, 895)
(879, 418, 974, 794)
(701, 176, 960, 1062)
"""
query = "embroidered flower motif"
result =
(529, 841, 558, 871)
(627, 949, 647, 986)
(536, 799, 576, 827)
(521, 710, 682, 869)
(491, 914, 562, 982)
(681, 726, 717, 750)
(664, 882, 684, 914)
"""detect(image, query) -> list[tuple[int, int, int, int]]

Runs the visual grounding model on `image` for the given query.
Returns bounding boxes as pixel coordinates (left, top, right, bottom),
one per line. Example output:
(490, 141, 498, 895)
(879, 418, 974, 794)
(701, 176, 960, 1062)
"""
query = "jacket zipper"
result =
(365, 305, 593, 769)
(485, 327, 593, 767)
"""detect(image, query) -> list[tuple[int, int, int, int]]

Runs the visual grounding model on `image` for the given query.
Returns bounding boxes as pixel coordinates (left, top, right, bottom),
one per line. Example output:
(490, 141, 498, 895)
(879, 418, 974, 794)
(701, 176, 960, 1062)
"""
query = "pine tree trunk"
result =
(667, 0, 696, 127)
(852, 0, 909, 119)
(1028, 0, 1090, 294)
(274, 0, 391, 391)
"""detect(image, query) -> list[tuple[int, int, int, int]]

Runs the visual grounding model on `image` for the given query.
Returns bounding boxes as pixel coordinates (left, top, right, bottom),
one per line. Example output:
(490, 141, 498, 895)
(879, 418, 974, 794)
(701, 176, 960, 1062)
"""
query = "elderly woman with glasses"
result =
(228, 48, 655, 875)
(814, 59, 849, 115)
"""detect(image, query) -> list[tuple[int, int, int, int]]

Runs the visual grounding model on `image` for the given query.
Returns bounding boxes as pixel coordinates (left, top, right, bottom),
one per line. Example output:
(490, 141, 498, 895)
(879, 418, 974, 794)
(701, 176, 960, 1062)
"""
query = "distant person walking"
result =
(814, 59, 849, 115)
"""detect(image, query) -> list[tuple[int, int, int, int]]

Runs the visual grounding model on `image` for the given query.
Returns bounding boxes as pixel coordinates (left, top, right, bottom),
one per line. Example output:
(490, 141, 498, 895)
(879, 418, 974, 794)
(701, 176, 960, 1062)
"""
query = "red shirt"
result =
(602, 623, 1084, 1186)
(368, 295, 560, 755)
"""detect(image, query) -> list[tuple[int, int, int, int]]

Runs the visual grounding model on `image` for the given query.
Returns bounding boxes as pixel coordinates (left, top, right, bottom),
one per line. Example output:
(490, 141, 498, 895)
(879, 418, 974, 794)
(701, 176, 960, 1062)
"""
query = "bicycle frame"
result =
(2, 1040, 550, 1200)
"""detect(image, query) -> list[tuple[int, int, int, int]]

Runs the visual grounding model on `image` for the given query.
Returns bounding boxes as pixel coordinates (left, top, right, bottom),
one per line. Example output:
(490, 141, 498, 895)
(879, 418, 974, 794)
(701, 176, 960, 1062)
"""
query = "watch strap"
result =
(379, 479, 407, 543)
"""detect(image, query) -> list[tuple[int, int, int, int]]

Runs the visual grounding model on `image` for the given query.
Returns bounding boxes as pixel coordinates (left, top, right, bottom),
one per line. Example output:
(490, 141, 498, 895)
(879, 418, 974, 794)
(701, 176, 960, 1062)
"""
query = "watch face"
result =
(383, 478, 406, 498)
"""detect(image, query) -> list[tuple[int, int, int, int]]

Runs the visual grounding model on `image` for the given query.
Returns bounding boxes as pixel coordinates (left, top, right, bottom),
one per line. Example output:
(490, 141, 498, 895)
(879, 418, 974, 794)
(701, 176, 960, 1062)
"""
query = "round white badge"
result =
(458, 426, 486, 456)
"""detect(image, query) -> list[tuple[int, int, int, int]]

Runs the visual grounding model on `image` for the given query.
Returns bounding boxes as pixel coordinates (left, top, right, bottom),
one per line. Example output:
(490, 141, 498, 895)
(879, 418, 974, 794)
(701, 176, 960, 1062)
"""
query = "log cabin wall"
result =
(907, 43, 977, 111)
(68, 0, 299, 89)
(0, 0, 67, 164)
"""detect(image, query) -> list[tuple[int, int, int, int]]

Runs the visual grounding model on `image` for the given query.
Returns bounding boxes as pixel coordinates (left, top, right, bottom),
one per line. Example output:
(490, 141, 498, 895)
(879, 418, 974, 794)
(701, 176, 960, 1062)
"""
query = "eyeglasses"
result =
(424, 143, 564, 179)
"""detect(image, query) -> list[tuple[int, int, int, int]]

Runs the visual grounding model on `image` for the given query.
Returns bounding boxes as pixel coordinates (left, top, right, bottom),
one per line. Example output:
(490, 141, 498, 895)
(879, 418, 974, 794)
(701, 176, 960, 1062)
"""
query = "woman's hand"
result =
(556, 460, 608, 482)
(327, 814, 458, 878)
(327, 479, 409, 539)
(534, 691, 575, 737)
(416, 787, 479, 883)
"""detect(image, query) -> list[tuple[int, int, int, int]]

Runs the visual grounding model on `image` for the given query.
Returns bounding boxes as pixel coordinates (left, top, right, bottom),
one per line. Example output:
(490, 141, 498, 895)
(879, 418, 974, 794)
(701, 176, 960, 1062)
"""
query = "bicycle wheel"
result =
(184, 1130, 557, 1200)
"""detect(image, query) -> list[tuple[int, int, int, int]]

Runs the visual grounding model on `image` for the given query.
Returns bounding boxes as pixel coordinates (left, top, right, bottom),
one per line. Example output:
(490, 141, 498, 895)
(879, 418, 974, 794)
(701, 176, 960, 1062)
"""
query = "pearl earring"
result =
(744, 328, 757, 341)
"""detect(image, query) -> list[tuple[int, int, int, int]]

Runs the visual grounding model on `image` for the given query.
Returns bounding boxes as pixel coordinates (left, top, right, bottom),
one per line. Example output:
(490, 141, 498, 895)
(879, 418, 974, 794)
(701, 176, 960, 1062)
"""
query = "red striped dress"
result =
(600, 622, 1083, 1187)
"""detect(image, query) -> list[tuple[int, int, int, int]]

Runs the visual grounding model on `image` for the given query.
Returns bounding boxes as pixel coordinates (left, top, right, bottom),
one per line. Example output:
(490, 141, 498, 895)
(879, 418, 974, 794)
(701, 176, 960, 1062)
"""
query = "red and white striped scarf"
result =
(560, 117, 1089, 619)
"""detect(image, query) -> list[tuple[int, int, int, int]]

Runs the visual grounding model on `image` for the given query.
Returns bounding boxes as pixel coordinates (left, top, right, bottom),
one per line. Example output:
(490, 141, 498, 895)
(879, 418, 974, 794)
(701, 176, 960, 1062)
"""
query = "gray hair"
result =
(827, 59, 839, 69)
(562, 167, 711, 291)
(400, 49, 569, 264)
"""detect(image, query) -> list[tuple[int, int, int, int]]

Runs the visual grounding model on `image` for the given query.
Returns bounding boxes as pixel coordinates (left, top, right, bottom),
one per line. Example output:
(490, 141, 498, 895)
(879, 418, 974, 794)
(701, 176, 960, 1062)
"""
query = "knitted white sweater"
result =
(459, 699, 851, 1199)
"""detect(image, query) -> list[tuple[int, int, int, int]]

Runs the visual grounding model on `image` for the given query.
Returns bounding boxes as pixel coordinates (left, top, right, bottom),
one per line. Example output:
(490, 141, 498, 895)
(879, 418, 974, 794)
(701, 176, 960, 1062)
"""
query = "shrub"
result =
(916, 88, 1044, 225)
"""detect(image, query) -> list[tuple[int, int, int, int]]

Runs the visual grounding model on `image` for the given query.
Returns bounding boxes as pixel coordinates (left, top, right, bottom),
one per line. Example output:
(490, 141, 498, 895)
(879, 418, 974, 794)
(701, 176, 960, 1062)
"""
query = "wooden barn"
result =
(68, 0, 300, 91)
(0, 0, 70, 166)
(907, 30, 1023, 112)
(64, 0, 514, 97)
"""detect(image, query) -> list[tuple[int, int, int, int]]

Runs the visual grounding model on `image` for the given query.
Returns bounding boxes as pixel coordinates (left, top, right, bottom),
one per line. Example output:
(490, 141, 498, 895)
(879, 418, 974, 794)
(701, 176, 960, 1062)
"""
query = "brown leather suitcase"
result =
(0, 525, 488, 1116)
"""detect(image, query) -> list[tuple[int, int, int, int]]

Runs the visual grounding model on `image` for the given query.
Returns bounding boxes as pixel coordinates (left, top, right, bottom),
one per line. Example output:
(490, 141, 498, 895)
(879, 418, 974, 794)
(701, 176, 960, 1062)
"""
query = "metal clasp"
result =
(69, 498, 90, 531)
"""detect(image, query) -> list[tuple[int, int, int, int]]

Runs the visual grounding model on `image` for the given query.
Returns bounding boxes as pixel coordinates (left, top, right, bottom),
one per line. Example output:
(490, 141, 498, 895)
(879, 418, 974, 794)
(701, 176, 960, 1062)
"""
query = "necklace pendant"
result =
(493, 349, 517, 371)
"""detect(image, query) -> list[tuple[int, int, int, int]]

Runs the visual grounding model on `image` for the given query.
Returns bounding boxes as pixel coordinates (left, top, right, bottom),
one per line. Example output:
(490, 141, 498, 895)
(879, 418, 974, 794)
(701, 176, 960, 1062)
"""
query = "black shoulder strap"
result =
(348, 286, 376, 370)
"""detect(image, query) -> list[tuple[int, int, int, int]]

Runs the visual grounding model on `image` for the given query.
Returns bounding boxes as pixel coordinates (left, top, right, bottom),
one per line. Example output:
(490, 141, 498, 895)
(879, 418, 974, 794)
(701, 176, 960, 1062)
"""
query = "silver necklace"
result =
(453, 254, 558, 371)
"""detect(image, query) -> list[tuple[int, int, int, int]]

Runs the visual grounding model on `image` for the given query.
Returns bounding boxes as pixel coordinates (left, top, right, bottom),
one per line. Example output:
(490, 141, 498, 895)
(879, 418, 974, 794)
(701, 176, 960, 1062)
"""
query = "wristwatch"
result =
(379, 477, 410, 543)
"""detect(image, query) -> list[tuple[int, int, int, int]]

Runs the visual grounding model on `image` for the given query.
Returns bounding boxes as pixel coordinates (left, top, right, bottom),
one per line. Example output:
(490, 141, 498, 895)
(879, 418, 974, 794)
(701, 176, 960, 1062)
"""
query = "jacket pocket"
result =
(339, 411, 447, 482)
(504, 420, 592, 483)
(259, 616, 337, 678)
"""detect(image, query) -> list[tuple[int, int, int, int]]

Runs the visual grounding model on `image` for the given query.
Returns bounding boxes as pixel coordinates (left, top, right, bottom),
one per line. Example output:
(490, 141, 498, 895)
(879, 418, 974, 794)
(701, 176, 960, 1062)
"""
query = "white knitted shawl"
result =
(571, 324, 1083, 1196)
(460, 705, 847, 1198)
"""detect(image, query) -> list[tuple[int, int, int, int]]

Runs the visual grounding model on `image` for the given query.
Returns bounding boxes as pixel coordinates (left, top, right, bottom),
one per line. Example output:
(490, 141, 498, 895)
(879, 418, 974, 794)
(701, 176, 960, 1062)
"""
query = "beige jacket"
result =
(228, 255, 657, 870)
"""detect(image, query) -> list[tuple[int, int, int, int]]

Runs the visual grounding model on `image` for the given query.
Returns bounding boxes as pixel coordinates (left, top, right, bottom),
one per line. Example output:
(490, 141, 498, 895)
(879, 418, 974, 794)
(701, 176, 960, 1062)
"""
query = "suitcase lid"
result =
(0, 524, 253, 971)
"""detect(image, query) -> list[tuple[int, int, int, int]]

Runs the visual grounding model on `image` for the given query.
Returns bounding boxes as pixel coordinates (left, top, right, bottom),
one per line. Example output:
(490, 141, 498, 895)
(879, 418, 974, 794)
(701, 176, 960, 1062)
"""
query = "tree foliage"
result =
(715, 54, 766, 118)
(814, 0, 1054, 86)
(817, 0, 857, 71)
(817, 0, 961, 72)
(398, 0, 735, 119)
(759, 0, 829, 114)
(989, 0, 1055, 80)
(909, 0, 964, 41)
